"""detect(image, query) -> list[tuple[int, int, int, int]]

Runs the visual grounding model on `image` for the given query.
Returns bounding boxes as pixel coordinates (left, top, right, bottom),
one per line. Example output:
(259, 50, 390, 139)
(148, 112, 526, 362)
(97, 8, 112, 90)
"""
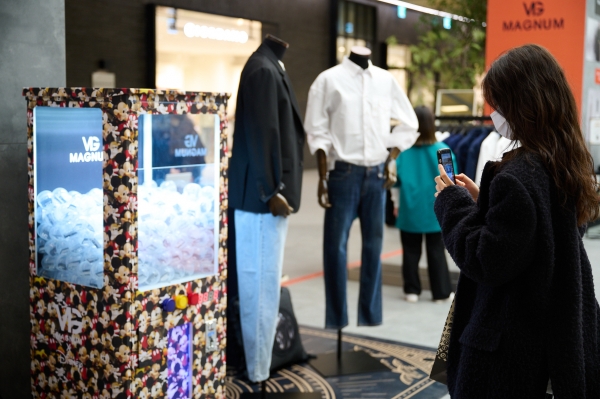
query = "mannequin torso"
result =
(315, 46, 400, 207)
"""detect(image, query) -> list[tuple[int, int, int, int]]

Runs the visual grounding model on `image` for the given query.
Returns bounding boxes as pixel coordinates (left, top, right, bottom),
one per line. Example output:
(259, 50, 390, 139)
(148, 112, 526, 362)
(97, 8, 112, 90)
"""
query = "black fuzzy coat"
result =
(434, 153, 600, 398)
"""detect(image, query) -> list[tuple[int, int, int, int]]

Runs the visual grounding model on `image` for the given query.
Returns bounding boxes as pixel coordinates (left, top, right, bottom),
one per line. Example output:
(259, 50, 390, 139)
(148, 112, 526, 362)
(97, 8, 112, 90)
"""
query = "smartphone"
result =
(437, 148, 456, 184)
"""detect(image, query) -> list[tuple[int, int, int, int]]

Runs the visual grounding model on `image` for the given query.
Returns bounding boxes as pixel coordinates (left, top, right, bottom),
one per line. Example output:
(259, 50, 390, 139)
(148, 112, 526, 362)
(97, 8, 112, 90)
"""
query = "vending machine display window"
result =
(33, 107, 104, 288)
(137, 113, 220, 291)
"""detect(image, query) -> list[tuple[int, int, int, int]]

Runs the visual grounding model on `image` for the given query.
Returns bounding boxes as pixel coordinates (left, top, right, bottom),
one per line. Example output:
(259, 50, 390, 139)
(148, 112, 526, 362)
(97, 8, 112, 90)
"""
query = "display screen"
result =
(137, 113, 220, 291)
(440, 151, 455, 183)
(33, 107, 104, 288)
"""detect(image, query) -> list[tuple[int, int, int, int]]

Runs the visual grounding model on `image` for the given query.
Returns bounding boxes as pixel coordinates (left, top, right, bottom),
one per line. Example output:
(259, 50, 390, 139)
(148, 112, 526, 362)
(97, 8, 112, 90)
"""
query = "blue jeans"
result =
(324, 161, 385, 329)
(235, 209, 289, 382)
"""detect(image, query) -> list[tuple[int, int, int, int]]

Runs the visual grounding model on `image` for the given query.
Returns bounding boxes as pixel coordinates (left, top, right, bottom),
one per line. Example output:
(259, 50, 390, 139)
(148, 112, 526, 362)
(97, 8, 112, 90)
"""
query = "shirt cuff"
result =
(388, 128, 420, 152)
(307, 135, 332, 155)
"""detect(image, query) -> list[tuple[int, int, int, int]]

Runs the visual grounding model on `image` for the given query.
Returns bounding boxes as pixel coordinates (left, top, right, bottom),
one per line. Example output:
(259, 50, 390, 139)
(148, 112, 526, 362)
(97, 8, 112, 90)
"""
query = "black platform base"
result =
(308, 349, 389, 377)
(240, 393, 322, 399)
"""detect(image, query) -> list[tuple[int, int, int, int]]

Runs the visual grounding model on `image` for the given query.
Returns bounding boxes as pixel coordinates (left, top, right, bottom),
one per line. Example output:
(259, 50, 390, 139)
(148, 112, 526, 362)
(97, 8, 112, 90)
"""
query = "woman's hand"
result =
(434, 164, 454, 197)
(455, 174, 480, 202)
(393, 207, 399, 217)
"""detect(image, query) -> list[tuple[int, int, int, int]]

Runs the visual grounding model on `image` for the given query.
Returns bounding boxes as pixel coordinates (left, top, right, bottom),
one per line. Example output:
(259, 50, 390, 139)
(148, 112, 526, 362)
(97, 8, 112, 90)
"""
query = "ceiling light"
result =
(377, 0, 474, 23)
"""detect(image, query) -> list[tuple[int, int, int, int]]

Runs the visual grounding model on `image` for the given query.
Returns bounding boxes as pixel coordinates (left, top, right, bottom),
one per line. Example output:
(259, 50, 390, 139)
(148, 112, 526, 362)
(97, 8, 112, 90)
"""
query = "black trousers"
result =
(400, 231, 452, 300)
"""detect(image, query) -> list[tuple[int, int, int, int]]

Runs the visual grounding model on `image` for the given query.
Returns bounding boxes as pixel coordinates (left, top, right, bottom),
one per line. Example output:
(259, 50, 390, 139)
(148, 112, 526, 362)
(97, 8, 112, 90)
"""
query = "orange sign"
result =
(485, 0, 586, 111)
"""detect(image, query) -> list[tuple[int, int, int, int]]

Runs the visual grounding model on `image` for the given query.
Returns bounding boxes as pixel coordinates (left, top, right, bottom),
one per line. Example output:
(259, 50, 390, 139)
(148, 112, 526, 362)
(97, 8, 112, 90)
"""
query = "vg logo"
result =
(82, 136, 100, 151)
(184, 134, 199, 148)
(523, 1, 544, 16)
(50, 303, 83, 334)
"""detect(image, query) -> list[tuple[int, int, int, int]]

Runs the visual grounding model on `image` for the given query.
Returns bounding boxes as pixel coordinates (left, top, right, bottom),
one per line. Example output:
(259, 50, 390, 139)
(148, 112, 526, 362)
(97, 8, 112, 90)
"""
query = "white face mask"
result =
(490, 110, 514, 140)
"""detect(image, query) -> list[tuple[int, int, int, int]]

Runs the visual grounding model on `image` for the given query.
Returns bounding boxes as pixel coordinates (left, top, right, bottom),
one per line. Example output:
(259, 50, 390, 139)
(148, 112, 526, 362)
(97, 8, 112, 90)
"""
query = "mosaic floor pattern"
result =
(226, 326, 448, 399)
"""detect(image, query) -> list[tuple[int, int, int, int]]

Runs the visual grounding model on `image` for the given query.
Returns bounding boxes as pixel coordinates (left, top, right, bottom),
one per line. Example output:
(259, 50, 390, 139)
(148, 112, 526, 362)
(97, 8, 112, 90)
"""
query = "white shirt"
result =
(304, 57, 419, 168)
(436, 131, 451, 142)
(475, 132, 500, 185)
(474, 133, 520, 186)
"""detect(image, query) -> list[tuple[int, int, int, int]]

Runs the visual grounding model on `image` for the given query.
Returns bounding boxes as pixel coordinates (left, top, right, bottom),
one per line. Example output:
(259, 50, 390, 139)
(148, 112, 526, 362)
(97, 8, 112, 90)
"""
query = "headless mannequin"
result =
(316, 46, 400, 208)
(348, 51, 369, 70)
(307, 46, 408, 378)
(264, 34, 294, 218)
(241, 34, 314, 398)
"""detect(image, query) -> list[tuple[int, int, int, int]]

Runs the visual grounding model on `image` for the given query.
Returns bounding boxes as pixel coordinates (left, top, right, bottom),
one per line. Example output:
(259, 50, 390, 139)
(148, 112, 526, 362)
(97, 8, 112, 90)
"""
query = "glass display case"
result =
(137, 113, 220, 290)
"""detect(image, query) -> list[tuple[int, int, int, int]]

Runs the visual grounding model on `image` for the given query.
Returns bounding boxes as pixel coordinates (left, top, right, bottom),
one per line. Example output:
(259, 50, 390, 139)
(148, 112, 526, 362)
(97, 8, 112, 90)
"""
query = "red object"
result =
(595, 69, 600, 85)
(151, 349, 161, 362)
(188, 293, 200, 305)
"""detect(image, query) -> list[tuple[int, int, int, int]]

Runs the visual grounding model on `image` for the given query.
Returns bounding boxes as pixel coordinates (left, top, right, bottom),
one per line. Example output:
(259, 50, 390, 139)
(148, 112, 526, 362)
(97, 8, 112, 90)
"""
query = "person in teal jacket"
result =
(392, 106, 454, 302)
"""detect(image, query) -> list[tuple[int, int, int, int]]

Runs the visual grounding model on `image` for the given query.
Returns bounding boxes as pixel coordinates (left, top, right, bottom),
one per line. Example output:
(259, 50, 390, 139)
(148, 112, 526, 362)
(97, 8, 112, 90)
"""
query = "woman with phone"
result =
(392, 106, 455, 303)
(434, 44, 600, 398)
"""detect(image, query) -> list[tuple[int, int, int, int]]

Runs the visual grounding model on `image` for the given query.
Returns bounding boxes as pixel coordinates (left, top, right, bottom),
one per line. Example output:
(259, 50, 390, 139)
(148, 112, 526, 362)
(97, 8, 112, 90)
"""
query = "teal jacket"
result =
(395, 142, 457, 233)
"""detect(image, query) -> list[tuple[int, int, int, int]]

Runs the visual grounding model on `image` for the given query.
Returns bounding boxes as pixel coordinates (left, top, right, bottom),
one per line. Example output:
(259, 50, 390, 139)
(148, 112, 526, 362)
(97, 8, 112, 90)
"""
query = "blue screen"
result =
(441, 152, 455, 182)
(34, 107, 104, 289)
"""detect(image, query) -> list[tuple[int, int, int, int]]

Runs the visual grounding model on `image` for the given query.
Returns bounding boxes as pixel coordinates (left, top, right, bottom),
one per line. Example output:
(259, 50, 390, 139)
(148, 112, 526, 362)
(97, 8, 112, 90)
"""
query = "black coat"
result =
(229, 43, 305, 214)
(434, 152, 600, 398)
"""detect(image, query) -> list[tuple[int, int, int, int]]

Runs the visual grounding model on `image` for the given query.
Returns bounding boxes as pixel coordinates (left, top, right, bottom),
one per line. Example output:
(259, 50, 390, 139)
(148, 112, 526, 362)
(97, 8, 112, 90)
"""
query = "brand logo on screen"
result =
(69, 136, 103, 163)
(174, 134, 207, 158)
(50, 303, 83, 334)
(501, 2, 564, 32)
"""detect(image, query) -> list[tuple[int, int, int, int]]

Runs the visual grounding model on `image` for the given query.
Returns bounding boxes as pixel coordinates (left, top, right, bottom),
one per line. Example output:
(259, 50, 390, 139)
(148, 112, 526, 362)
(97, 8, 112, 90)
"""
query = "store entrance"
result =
(155, 6, 263, 148)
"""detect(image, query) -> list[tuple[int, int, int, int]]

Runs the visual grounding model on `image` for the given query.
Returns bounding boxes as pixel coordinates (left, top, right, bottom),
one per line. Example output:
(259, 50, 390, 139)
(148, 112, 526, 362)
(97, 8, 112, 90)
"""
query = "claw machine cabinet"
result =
(25, 88, 230, 399)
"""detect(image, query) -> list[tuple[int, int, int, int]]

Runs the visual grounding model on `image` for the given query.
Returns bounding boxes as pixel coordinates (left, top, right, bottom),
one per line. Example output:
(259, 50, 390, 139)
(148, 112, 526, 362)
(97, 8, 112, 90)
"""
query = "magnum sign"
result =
(485, 0, 585, 111)
(502, 2, 564, 31)
(502, 18, 564, 31)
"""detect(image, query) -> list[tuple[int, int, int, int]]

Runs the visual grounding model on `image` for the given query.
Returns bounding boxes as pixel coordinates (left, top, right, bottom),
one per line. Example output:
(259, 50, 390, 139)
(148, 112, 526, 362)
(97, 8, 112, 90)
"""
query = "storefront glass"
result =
(155, 6, 261, 146)
(336, 0, 376, 63)
(386, 43, 411, 92)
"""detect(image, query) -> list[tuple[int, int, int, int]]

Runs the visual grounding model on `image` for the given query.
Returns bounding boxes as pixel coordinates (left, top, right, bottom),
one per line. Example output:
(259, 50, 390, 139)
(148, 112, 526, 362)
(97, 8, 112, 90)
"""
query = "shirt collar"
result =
(342, 56, 373, 76)
(278, 60, 285, 71)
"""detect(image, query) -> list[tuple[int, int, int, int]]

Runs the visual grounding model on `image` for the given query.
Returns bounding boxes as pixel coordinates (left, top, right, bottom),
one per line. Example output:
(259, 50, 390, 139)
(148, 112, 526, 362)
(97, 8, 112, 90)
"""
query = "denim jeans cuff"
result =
(357, 321, 383, 327)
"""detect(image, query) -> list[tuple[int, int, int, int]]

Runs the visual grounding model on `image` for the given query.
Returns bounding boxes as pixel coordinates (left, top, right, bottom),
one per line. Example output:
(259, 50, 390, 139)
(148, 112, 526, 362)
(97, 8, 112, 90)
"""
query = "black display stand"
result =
(308, 330, 390, 378)
(240, 381, 321, 399)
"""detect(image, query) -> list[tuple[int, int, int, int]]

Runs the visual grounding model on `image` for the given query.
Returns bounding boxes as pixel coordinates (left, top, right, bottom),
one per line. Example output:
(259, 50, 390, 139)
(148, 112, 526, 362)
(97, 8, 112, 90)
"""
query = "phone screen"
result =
(440, 151, 455, 183)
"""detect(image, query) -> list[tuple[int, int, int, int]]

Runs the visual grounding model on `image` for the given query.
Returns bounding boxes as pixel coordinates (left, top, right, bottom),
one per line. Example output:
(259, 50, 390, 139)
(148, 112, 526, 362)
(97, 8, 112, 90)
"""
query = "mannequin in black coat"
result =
(434, 153, 600, 398)
(227, 34, 305, 384)
(229, 35, 305, 216)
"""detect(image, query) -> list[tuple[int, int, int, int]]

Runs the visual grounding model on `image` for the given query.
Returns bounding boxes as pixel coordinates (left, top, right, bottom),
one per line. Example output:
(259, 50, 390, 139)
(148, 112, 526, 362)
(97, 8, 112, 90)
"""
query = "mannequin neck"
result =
(264, 37, 288, 61)
(349, 51, 370, 69)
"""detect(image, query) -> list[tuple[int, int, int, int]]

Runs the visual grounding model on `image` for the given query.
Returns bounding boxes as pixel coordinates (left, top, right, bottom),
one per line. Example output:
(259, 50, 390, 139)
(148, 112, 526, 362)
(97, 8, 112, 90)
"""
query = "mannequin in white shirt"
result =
(305, 45, 418, 332)
(316, 48, 400, 208)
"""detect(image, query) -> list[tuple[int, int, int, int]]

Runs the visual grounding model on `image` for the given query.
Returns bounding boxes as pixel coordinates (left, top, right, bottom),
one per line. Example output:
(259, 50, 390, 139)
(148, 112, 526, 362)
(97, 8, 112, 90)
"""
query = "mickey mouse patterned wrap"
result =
(24, 88, 229, 399)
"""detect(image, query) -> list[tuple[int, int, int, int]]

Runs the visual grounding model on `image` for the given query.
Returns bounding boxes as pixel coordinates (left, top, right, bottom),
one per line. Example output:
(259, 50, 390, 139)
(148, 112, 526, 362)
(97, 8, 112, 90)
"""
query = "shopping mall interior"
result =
(2, 0, 600, 398)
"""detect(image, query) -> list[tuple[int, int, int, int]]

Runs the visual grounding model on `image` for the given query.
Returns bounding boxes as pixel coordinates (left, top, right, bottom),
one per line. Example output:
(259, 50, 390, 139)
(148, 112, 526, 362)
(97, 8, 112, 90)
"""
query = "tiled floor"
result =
(282, 170, 600, 399)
